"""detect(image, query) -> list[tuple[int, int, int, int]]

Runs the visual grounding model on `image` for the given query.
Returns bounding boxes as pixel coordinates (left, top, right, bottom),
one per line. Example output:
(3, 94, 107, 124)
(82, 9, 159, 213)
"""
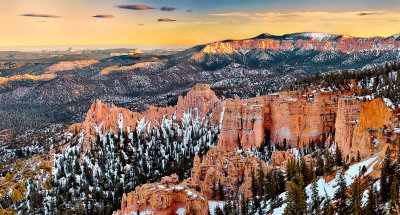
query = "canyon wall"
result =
(79, 84, 396, 158)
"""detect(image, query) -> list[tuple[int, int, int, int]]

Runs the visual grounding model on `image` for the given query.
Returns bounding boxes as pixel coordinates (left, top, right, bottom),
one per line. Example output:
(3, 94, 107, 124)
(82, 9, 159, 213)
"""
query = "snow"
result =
(273, 155, 378, 214)
(208, 201, 225, 215)
(372, 138, 379, 147)
(304, 32, 336, 41)
(176, 208, 185, 215)
(130, 210, 153, 215)
(185, 190, 198, 199)
(383, 98, 395, 109)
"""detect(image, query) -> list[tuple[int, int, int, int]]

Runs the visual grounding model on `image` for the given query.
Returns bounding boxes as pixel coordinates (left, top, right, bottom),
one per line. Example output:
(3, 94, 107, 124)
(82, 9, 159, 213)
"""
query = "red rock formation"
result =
(202, 35, 400, 54)
(108, 86, 400, 215)
(79, 84, 224, 149)
(270, 150, 296, 171)
(335, 97, 362, 157)
(218, 96, 266, 151)
(335, 98, 397, 159)
(114, 174, 208, 215)
(114, 146, 268, 215)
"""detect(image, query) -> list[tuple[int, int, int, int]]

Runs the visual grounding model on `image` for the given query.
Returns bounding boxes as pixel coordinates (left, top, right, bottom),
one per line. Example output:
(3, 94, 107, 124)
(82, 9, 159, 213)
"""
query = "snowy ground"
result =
(272, 155, 379, 214)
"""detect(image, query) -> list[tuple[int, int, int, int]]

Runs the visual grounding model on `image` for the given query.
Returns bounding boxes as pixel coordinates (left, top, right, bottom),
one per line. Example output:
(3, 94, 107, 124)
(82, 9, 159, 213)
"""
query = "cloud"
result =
(92, 14, 114, 18)
(116, 5, 153, 10)
(357, 12, 378, 16)
(160, 6, 176, 11)
(158, 18, 176, 22)
(137, 23, 145, 26)
(187, 10, 193, 12)
(209, 12, 249, 17)
(20, 13, 60, 18)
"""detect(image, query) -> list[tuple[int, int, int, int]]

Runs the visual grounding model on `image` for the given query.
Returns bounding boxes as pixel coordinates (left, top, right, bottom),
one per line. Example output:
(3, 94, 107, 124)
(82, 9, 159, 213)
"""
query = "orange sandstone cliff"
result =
(71, 84, 399, 215)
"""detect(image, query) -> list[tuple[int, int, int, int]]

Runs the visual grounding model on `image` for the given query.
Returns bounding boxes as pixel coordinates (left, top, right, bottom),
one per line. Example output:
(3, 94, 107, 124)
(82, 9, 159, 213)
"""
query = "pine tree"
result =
(237, 134, 242, 150)
(356, 151, 361, 162)
(224, 199, 233, 215)
(349, 176, 362, 215)
(322, 189, 334, 215)
(215, 206, 224, 215)
(240, 196, 249, 215)
(309, 181, 321, 215)
(364, 185, 378, 215)
(335, 144, 343, 167)
(284, 176, 308, 215)
(334, 173, 348, 215)
(389, 176, 400, 214)
(380, 149, 393, 202)
(323, 149, 334, 175)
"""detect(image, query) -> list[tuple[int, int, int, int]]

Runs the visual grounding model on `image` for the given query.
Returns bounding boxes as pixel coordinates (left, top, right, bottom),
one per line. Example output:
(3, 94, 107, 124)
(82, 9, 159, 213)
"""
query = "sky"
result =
(0, 0, 399, 47)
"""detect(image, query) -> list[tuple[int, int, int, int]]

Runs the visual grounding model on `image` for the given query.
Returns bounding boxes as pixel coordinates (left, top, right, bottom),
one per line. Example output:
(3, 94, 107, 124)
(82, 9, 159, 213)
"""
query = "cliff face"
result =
(334, 97, 362, 157)
(218, 96, 266, 151)
(203, 34, 400, 54)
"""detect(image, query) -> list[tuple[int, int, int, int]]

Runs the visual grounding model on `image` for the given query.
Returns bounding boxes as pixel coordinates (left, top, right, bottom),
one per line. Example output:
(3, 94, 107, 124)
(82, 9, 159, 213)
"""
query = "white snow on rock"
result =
(176, 208, 185, 215)
(209, 201, 225, 215)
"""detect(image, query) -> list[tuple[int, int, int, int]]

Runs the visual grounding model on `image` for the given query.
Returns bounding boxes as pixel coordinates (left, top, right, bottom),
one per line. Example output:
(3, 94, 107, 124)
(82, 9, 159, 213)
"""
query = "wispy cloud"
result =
(116, 5, 153, 10)
(92, 14, 114, 18)
(21, 13, 60, 18)
(187, 10, 193, 12)
(160, 6, 176, 11)
(158, 18, 176, 22)
(210, 12, 249, 17)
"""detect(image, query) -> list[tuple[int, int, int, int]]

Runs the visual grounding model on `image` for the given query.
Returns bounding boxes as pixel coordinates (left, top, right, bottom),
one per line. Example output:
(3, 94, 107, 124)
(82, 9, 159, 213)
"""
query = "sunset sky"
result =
(1, 0, 400, 47)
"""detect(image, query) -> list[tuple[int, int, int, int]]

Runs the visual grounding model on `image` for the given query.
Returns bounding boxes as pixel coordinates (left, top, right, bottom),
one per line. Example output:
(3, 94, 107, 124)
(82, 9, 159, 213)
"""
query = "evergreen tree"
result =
(215, 206, 224, 215)
(335, 144, 343, 167)
(389, 176, 400, 214)
(364, 185, 378, 215)
(334, 173, 348, 215)
(323, 149, 334, 175)
(223, 199, 233, 215)
(237, 134, 242, 150)
(315, 154, 324, 176)
(309, 181, 321, 215)
(380, 149, 393, 203)
(349, 176, 362, 215)
(322, 189, 334, 215)
(284, 176, 308, 215)
(240, 197, 249, 215)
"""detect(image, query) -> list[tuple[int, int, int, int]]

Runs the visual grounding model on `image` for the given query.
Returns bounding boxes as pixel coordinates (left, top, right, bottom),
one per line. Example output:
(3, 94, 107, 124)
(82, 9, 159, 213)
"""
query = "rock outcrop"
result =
(113, 145, 267, 215)
(79, 84, 224, 149)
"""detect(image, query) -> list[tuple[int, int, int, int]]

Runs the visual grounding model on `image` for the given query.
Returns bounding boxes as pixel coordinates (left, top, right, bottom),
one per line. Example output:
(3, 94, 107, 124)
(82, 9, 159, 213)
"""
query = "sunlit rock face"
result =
(203, 33, 400, 54)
